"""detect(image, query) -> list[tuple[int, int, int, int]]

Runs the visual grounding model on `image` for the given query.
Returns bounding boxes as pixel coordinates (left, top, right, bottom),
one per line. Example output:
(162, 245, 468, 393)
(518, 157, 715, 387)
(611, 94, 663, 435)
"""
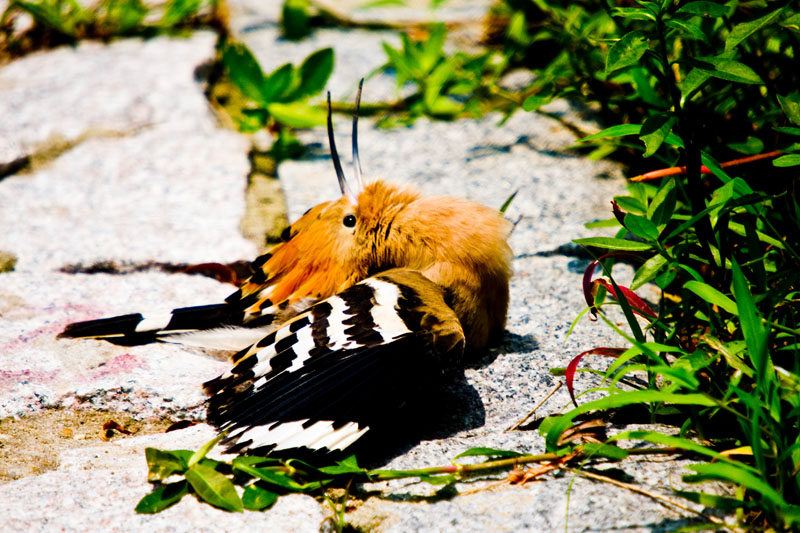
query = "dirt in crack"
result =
(0, 409, 174, 484)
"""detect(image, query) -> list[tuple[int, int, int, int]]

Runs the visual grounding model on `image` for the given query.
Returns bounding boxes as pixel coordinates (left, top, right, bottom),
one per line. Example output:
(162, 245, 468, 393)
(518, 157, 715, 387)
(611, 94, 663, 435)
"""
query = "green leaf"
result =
(611, 431, 756, 469)
(427, 95, 462, 116)
(382, 42, 415, 86)
(281, 0, 311, 40)
(610, 7, 656, 21)
(161, 0, 202, 28)
(242, 483, 279, 511)
(695, 57, 763, 85)
(665, 19, 708, 42)
(424, 57, 455, 110)
(624, 214, 660, 241)
(185, 464, 243, 512)
(675, 1, 728, 17)
(684, 463, 785, 507)
(731, 262, 767, 376)
(223, 42, 270, 105)
(135, 481, 189, 514)
(606, 31, 648, 73)
(453, 447, 524, 459)
(685, 281, 737, 315)
(523, 93, 554, 111)
(639, 113, 676, 157)
(573, 237, 653, 251)
(726, 6, 785, 51)
(727, 136, 765, 155)
(614, 195, 646, 215)
(187, 433, 225, 469)
(580, 124, 642, 142)
(774, 154, 800, 167)
(145, 448, 188, 482)
(267, 102, 326, 128)
(647, 178, 677, 228)
(234, 463, 311, 491)
(774, 126, 800, 136)
(419, 473, 457, 485)
(318, 455, 368, 475)
(673, 490, 747, 510)
(631, 254, 668, 290)
(778, 93, 800, 126)
(544, 391, 716, 451)
(420, 23, 446, 74)
(291, 48, 334, 100)
(581, 442, 628, 460)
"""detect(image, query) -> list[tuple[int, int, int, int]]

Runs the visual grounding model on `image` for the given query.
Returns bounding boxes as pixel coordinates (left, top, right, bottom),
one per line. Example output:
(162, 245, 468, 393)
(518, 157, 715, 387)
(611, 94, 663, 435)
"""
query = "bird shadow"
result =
(352, 330, 539, 468)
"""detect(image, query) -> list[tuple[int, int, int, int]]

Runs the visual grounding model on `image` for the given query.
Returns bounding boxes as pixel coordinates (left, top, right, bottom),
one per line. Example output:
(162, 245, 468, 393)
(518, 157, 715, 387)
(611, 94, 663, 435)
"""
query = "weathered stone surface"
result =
(0, 2, 724, 532)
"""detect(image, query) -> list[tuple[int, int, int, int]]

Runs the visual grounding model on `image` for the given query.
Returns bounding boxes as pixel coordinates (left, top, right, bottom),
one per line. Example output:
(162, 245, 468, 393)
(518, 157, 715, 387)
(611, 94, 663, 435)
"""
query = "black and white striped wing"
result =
(203, 271, 465, 454)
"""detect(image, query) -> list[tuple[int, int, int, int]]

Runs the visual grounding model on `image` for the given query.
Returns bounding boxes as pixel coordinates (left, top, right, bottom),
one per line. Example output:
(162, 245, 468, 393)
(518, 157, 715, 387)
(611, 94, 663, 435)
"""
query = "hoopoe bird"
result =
(60, 82, 513, 454)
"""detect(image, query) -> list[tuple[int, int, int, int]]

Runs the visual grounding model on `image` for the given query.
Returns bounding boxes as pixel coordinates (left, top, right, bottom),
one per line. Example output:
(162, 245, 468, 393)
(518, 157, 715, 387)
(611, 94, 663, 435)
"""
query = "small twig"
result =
(564, 467, 734, 528)
(505, 382, 563, 432)
(630, 150, 783, 182)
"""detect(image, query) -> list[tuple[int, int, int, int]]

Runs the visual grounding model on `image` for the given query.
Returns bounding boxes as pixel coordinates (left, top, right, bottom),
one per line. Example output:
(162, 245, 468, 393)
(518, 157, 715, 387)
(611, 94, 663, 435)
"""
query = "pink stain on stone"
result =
(0, 369, 59, 390)
(90, 353, 147, 379)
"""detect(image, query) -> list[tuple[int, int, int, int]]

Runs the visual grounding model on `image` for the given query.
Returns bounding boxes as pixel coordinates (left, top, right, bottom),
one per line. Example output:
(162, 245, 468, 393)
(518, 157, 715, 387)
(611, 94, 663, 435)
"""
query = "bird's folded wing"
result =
(203, 269, 466, 454)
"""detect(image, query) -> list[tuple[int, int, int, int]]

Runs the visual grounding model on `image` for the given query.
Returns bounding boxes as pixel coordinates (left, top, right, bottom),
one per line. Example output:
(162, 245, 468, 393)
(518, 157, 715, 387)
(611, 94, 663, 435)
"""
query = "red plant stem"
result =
(630, 150, 783, 182)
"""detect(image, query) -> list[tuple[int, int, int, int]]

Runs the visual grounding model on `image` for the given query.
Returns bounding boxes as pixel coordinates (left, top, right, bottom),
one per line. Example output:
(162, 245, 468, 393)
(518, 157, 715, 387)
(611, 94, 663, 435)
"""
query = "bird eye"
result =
(343, 214, 356, 228)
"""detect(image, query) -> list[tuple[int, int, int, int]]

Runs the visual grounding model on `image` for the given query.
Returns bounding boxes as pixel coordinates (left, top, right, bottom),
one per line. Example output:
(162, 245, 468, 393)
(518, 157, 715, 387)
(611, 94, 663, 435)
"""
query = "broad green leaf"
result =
(581, 442, 628, 460)
(614, 195, 646, 215)
(161, 0, 202, 27)
(774, 154, 800, 167)
(727, 136, 764, 155)
(573, 237, 653, 251)
(580, 124, 642, 142)
(263, 63, 295, 104)
(424, 57, 455, 110)
(639, 113, 676, 157)
(267, 102, 326, 128)
(382, 42, 415, 86)
(726, 6, 785, 51)
(695, 57, 763, 84)
(453, 447, 524, 459)
(774, 126, 800, 136)
(420, 24, 446, 73)
(675, 1, 728, 17)
(358, 0, 405, 8)
(522, 93, 553, 111)
(606, 31, 648, 73)
(631, 254, 668, 290)
(292, 48, 334, 100)
(647, 177, 676, 227)
(778, 93, 800, 126)
(624, 214, 659, 241)
(610, 7, 656, 21)
(145, 448, 188, 482)
(223, 42, 270, 105)
(665, 18, 708, 42)
(281, 0, 311, 40)
(242, 483, 279, 511)
(185, 464, 243, 512)
(318, 455, 368, 475)
(680, 68, 712, 103)
(234, 463, 310, 491)
(684, 463, 785, 506)
(427, 95, 462, 116)
(135, 481, 189, 514)
(105, 0, 147, 32)
(731, 262, 767, 376)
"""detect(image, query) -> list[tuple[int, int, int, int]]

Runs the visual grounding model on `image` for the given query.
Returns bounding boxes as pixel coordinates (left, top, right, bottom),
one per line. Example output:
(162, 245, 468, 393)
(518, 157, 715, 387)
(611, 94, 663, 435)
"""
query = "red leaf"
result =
(565, 348, 625, 407)
(593, 278, 657, 319)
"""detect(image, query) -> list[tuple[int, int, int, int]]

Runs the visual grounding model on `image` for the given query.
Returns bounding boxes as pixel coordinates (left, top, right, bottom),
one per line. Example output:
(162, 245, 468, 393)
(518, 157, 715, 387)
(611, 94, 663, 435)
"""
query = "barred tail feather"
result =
(58, 303, 246, 346)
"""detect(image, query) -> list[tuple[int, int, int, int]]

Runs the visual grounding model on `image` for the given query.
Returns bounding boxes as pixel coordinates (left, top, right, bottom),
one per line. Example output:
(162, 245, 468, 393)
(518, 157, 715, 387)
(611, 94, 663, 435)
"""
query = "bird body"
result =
(60, 84, 512, 454)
